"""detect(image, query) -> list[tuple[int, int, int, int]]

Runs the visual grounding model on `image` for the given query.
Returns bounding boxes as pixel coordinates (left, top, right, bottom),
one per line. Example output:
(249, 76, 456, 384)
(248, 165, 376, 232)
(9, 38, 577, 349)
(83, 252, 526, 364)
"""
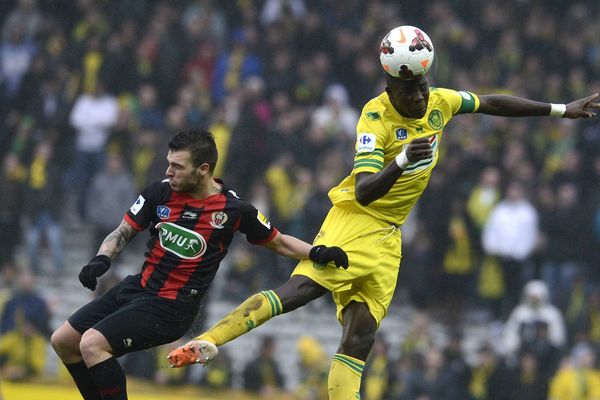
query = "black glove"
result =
(309, 245, 349, 269)
(79, 255, 111, 291)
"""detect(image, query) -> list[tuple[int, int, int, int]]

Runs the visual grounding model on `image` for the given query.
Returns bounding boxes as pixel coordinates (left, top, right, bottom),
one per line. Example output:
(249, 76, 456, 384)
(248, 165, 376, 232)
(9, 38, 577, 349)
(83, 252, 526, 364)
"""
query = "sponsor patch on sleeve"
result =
(256, 211, 271, 229)
(356, 133, 376, 153)
(130, 195, 145, 215)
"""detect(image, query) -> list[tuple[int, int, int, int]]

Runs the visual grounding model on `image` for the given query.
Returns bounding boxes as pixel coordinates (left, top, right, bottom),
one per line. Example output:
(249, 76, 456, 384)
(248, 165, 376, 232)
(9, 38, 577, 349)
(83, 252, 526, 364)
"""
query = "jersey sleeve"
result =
(124, 182, 162, 231)
(239, 203, 279, 244)
(353, 108, 387, 174)
(437, 88, 480, 115)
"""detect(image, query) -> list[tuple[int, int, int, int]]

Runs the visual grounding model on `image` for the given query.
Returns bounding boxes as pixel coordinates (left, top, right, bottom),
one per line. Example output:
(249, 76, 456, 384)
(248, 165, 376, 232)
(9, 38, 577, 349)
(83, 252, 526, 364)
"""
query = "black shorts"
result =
(68, 275, 200, 357)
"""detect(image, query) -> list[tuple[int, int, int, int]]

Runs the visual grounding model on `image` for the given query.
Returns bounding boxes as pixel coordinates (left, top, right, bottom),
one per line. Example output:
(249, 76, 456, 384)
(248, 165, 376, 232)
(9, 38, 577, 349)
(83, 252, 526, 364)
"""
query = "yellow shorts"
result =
(292, 206, 402, 326)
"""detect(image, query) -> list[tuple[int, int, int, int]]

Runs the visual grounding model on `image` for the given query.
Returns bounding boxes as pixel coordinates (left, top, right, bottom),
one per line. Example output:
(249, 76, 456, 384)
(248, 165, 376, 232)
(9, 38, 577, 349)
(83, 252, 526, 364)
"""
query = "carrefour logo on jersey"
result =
(356, 133, 376, 153)
(156, 222, 207, 259)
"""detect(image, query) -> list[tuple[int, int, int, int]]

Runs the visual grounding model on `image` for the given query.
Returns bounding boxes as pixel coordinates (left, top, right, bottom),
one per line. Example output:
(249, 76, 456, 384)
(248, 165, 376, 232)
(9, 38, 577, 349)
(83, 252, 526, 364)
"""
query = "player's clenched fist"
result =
(78, 255, 111, 291)
(167, 340, 218, 368)
(395, 137, 433, 169)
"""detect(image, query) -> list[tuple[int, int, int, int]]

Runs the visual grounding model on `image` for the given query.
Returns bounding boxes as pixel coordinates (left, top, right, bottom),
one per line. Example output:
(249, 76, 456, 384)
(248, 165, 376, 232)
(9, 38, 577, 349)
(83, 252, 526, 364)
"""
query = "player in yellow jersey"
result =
(167, 26, 599, 399)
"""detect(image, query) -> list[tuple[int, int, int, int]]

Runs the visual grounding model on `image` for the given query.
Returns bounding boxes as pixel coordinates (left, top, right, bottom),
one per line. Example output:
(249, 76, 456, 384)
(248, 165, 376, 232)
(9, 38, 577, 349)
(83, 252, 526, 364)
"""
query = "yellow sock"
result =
(328, 353, 364, 400)
(195, 290, 282, 346)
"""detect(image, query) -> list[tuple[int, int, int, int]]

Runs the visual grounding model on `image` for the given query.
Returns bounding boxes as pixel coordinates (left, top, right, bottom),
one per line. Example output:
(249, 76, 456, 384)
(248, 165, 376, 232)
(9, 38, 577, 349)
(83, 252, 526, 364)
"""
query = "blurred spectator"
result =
(362, 336, 391, 400)
(400, 311, 434, 358)
(404, 346, 452, 400)
(242, 336, 285, 395)
(443, 332, 472, 400)
(0, 315, 47, 381)
(503, 280, 566, 372)
(212, 27, 262, 103)
(222, 243, 264, 302)
(441, 197, 476, 325)
(0, 20, 37, 100)
(23, 140, 65, 272)
(510, 350, 548, 400)
(542, 182, 589, 307)
(199, 347, 233, 390)
(295, 335, 328, 400)
(482, 180, 539, 316)
(69, 79, 119, 218)
(469, 343, 513, 400)
(0, 270, 50, 336)
(549, 343, 600, 400)
(0, 153, 26, 268)
(311, 83, 359, 140)
(86, 152, 136, 251)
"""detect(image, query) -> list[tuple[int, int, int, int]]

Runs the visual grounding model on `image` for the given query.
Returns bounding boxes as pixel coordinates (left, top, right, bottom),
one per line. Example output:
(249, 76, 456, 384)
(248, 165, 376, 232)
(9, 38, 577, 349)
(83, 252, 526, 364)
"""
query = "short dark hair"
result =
(384, 72, 427, 88)
(168, 129, 218, 172)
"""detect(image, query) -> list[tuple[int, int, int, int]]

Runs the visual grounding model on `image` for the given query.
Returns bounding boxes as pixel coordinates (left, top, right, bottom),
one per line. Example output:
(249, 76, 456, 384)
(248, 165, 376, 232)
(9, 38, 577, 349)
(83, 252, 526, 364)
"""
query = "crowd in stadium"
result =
(1, 0, 600, 398)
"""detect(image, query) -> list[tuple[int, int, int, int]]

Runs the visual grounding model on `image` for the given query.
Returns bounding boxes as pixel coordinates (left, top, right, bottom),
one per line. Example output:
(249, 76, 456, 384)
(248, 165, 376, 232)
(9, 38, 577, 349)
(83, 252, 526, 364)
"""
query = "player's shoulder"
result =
(360, 92, 389, 122)
(430, 87, 477, 103)
(141, 179, 172, 201)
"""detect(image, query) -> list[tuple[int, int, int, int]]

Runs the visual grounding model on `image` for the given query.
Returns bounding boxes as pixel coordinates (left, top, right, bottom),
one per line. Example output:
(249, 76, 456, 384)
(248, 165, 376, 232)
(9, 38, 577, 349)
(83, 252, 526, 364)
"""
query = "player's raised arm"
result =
(78, 219, 138, 291)
(477, 93, 600, 118)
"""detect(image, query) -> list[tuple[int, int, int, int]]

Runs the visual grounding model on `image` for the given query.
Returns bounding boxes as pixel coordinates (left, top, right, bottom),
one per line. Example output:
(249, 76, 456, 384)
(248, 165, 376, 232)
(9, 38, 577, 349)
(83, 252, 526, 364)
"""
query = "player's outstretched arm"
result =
(79, 219, 138, 290)
(263, 232, 348, 268)
(477, 93, 600, 118)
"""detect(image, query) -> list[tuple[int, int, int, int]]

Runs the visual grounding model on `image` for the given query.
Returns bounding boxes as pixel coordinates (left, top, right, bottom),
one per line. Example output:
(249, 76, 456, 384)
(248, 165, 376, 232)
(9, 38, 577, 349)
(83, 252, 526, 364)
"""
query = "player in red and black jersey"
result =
(50, 129, 348, 400)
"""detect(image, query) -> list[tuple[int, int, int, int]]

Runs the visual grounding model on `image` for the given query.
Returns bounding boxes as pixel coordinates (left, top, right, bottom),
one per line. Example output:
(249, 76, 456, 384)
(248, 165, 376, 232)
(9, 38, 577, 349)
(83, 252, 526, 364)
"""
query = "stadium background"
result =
(1, 0, 600, 399)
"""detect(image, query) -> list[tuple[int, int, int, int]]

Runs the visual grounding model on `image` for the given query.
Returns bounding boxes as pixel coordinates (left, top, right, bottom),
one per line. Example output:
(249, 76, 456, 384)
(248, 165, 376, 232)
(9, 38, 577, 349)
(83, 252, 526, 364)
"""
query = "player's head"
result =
(166, 129, 218, 192)
(380, 25, 435, 118)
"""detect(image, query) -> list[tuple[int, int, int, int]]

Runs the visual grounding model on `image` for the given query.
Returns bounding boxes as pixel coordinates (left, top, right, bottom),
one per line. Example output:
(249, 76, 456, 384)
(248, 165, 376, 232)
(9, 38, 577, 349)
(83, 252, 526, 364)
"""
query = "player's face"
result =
(165, 150, 204, 193)
(386, 76, 429, 118)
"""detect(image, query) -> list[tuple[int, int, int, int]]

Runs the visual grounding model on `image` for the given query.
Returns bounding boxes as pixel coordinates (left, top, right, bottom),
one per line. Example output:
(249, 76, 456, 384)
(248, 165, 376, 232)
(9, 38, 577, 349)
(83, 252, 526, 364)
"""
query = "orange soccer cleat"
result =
(167, 340, 218, 368)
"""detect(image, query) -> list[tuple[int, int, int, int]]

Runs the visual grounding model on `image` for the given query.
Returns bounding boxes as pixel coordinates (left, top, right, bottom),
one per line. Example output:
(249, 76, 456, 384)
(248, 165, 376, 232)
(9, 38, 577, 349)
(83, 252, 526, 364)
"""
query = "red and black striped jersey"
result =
(124, 179, 278, 303)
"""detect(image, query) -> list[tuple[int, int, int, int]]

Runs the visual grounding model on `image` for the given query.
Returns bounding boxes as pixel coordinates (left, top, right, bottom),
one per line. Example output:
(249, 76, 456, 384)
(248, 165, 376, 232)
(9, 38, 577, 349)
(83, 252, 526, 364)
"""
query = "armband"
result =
(549, 103, 566, 117)
(395, 148, 410, 169)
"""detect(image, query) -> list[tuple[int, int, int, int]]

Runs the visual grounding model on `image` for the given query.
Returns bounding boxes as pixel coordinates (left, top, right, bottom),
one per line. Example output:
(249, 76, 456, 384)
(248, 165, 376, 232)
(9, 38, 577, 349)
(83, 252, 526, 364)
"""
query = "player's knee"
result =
(79, 329, 109, 360)
(339, 331, 375, 359)
(51, 324, 80, 359)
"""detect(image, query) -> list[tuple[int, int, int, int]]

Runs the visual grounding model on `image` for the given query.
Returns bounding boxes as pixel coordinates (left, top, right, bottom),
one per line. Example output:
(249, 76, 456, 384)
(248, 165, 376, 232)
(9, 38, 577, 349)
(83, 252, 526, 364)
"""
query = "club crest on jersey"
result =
(210, 211, 228, 229)
(156, 205, 171, 219)
(395, 128, 408, 140)
(428, 109, 444, 130)
(156, 222, 207, 259)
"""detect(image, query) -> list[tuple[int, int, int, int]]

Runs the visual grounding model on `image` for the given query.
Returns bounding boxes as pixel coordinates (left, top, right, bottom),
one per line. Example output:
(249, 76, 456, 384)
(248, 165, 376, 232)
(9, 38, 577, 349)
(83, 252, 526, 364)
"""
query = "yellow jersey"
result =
(328, 87, 479, 226)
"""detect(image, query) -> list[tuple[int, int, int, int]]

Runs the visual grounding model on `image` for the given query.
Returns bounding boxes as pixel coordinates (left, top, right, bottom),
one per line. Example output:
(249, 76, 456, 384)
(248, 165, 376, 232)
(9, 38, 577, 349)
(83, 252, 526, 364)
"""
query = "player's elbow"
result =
(355, 190, 372, 207)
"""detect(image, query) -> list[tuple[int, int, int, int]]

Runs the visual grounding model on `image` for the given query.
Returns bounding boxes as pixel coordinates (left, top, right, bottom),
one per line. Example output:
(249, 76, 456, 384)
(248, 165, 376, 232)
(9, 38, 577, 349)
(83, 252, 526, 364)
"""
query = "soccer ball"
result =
(379, 25, 435, 79)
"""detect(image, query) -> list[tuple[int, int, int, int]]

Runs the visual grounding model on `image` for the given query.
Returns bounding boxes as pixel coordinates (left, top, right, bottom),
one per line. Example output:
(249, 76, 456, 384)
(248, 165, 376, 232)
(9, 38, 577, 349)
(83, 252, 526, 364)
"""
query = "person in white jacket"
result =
(69, 80, 119, 219)
(482, 180, 539, 315)
(503, 280, 566, 357)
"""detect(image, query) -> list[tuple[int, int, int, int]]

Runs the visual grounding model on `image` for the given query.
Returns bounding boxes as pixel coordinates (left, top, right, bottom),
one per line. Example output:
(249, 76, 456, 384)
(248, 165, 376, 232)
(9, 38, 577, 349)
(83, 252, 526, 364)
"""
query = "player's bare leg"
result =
(328, 301, 376, 399)
(51, 322, 102, 400)
(79, 329, 127, 400)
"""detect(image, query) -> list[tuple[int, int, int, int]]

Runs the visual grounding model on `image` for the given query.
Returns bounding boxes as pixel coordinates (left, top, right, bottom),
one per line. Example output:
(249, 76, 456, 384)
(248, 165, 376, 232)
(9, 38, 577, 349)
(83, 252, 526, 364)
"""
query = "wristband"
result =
(549, 103, 566, 117)
(395, 148, 410, 169)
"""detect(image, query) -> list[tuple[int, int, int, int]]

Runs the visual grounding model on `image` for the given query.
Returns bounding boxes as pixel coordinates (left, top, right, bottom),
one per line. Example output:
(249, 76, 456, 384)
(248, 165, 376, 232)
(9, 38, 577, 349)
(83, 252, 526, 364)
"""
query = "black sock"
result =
(88, 357, 127, 400)
(65, 361, 101, 400)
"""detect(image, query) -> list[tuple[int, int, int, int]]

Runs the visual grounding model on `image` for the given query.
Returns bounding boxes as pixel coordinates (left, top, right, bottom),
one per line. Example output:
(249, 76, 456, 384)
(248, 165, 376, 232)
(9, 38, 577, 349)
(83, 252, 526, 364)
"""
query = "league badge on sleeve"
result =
(130, 195, 145, 215)
(256, 211, 271, 229)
